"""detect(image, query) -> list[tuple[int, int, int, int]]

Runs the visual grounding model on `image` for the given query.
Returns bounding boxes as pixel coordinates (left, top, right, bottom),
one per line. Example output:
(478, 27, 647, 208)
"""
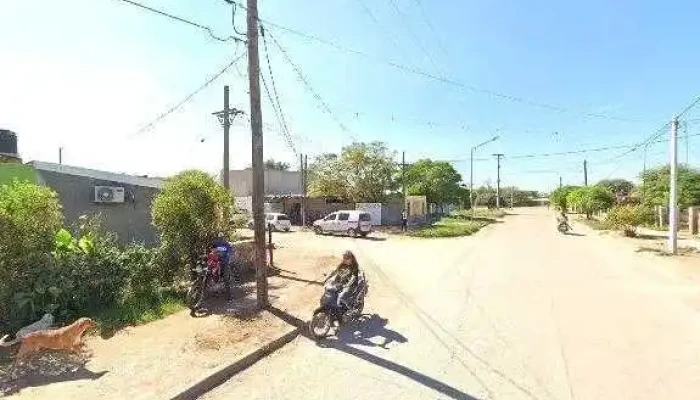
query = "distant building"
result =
(30, 161, 164, 245)
(0, 129, 22, 163)
(228, 169, 302, 215)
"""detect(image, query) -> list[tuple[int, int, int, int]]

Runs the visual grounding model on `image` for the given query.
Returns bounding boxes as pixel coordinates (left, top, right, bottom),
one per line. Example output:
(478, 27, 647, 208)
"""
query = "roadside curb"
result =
(168, 325, 300, 400)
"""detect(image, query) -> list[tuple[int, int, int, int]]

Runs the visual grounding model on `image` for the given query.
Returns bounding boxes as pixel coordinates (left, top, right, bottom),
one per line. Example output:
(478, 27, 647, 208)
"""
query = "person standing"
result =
(401, 209, 408, 232)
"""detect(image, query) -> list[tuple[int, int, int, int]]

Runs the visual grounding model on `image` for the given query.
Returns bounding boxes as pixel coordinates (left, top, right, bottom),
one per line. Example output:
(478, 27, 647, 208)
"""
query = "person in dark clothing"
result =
(401, 209, 408, 232)
(329, 251, 360, 309)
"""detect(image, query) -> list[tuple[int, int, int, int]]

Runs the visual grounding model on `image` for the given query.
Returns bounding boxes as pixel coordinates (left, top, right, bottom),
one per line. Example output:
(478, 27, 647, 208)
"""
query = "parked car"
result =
(247, 213, 292, 232)
(313, 210, 373, 237)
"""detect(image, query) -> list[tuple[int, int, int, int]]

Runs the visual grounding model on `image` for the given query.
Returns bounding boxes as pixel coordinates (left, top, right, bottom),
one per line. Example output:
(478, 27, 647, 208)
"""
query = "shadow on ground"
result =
(267, 306, 480, 400)
(0, 350, 107, 396)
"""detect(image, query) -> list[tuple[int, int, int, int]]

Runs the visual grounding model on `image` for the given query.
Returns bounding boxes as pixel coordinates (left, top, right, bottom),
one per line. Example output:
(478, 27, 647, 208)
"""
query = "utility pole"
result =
(492, 153, 504, 208)
(300, 154, 307, 227)
(470, 136, 499, 211)
(212, 86, 244, 190)
(58, 147, 63, 164)
(510, 188, 514, 209)
(669, 117, 679, 254)
(247, 0, 267, 308)
(559, 176, 563, 189)
(583, 159, 588, 186)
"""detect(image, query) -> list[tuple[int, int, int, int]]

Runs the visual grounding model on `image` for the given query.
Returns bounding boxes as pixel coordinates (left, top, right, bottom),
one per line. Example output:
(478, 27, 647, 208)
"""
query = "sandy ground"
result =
(0, 235, 343, 399)
(203, 207, 700, 400)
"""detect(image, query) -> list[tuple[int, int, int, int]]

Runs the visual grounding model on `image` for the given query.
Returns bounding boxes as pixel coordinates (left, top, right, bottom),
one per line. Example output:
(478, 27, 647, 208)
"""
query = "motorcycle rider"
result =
(329, 250, 360, 310)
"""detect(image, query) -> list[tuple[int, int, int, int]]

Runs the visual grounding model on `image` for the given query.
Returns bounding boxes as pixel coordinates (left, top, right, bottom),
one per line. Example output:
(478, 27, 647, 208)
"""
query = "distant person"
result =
(401, 209, 408, 232)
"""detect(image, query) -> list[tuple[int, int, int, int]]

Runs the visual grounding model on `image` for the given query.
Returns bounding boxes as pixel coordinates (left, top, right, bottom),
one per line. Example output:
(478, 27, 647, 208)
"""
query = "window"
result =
(338, 213, 350, 221)
(359, 213, 371, 221)
(325, 214, 337, 221)
(277, 215, 289, 221)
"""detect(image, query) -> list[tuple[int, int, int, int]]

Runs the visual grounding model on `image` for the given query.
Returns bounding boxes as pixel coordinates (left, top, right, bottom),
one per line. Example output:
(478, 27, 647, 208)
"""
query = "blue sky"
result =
(1, 0, 699, 192)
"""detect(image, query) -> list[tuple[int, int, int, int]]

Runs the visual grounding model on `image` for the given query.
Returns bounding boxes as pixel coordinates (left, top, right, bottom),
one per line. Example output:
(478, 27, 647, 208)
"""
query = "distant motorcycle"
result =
(557, 220, 571, 234)
(309, 271, 368, 339)
(186, 241, 237, 315)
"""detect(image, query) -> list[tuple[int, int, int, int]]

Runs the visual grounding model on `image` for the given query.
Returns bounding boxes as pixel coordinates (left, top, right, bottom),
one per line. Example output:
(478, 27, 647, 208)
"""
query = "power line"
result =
(411, 0, 449, 57)
(129, 52, 245, 138)
(260, 25, 296, 156)
(231, 2, 640, 123)
(114, 0, 245, 43)
(387, 0, 443, 76)
(266, 30, 357, 141)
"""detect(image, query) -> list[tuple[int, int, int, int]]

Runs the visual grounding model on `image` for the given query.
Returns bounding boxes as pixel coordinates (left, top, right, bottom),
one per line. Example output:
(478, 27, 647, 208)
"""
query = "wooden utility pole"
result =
(669, 117, 679, 254)
(300, 153, 307, 227)
(247, 0, 267, 308)
(493, 153, 504, 208)
(58, 147, 63, 164)
(583, 159, 588, 186)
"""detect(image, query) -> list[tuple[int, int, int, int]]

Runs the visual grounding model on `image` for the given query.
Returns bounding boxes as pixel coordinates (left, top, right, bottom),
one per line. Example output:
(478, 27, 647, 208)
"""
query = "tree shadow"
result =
(355, 236, 388, 241)
(266, 306, 480, 400)
(191, 283, 281, 320)
(0, 350, 107, 396)
(274, 274, 324, 286)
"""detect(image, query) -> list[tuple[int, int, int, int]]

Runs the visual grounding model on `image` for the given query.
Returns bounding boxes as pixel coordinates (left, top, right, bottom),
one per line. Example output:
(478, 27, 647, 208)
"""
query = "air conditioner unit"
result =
(94, 186, 125, 203)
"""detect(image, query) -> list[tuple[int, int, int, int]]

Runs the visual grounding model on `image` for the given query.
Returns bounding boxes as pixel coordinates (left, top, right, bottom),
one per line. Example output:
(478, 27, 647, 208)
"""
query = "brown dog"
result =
(14, 317, 96, 365)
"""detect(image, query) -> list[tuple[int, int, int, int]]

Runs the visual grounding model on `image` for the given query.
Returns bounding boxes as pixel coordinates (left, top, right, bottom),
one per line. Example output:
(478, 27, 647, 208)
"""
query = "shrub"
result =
(549, 186, 579, 211)
(152, 170, 234, 279)
(0, 180, 63, 331)
(605, 205, 655, 237)
(567, 186, 614, 219)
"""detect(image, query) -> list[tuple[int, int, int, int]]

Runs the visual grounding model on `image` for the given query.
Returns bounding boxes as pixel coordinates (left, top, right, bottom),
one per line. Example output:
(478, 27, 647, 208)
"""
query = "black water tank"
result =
(0, 130, 18, 157)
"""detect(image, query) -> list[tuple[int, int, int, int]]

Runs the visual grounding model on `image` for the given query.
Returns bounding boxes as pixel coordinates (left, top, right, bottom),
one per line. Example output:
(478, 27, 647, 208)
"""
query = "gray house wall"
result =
(228, 170, 301, 197)
(35, 169, 160, 246)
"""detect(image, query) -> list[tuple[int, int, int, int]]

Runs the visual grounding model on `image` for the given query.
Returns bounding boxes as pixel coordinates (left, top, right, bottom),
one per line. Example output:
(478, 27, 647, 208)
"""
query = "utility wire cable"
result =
(231, 2, 639, 123)
(260, 24, 297, 156)
(260, 72, 298, 156)
(267, 30, 357, 141)
(114, 0, 245, 43)
(386, 0, 443, 76)
(411, 0, 449, 57)
(130, 52, 245, 138)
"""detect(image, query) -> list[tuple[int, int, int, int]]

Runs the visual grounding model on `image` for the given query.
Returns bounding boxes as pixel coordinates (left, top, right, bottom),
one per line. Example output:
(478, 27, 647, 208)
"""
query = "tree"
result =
(246, 159, 290, 171)
(605, 204, 655, 237)
(549, 185, 579, 211)
(404, 159, 462, 205)
(638, 165, 700, 207)
(308, 142, 397, 203)
(151, 170, 233, 276)
(596, 179, 634, 203)
(566, 186, 614, 219)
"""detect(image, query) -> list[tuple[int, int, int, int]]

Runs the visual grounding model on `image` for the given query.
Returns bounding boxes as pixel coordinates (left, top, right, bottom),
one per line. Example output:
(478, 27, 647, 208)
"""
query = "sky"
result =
(1, 0, 699, 192)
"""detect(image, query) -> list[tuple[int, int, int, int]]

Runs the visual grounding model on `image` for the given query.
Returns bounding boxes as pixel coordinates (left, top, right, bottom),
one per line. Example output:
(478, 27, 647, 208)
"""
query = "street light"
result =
(470, 135, 499, 211)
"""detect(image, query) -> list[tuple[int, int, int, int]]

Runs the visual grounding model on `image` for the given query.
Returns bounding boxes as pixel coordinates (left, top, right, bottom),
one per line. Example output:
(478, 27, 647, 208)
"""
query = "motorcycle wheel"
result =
(309, 310, 332, 340)
(186, 277, 206, 314)
(558, 223, 569, 233)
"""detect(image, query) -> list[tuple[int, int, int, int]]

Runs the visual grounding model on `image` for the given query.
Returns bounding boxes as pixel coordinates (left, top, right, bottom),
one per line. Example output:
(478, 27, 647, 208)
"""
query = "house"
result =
(30, 161, 164, 246)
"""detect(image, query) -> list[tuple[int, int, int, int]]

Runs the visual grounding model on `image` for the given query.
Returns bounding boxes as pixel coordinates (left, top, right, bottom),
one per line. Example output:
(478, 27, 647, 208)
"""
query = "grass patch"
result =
(454, 208, 507, 220)
(579, 218, 611, 230)
(407, 217, 490, 238)
(94, 290, 185, 337)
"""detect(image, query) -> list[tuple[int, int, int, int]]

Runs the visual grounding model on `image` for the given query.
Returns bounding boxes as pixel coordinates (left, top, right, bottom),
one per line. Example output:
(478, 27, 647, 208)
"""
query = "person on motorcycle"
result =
(329, 250, 360, 310)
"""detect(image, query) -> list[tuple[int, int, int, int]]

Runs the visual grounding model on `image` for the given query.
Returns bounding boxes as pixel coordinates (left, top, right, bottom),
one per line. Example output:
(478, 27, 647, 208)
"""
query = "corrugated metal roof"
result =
(29, 161, 164, 189)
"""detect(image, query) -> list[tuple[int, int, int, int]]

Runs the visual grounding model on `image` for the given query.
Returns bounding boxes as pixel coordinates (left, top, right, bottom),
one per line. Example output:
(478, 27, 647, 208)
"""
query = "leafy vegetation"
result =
(549, 185, 579, 211)
(247, 159, 291, 171)
(404, 159, 462, 205)
(308, 141, 397, 203)
(604, 204, 655, 237)
(407, 217, 490, 238)
(596, 179, 634, 201)
(152, 170, 234, 280)
(638, 165, 700, 207)
(566, 186, 615, 219)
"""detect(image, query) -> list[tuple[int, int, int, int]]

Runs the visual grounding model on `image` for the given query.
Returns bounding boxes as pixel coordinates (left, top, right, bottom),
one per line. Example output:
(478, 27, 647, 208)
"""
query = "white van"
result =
(313, 210, 373, 237)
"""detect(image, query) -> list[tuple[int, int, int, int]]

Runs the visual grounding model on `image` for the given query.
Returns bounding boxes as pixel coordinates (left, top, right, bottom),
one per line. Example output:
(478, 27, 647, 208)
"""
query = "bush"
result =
(549, 186, 579, 211)
(152, 170, 234, 279)
(567, 186, 614, 218)
(0, 180, 63, 331)
(604, 205, 655, 237)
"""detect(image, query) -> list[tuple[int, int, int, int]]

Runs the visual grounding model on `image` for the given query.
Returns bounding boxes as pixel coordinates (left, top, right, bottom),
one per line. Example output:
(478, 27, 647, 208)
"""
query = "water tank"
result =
(0, 130, 19, 157)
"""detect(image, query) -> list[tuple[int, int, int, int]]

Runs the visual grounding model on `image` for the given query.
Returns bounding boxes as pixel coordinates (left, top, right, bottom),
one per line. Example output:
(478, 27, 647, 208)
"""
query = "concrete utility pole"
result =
(246, 0, 268, 308)
(212, 86, 244, 190)
(559, 176, 563, 189)
(470, 136, 499, 211)
(583, 159, 588, 186)
(492, 153, 504, 208)
(300, 154, 308, 227)
(669, 117, 679, 254)
(510, 188, 514, 209)
(58, 147, 63, 164)
(402, 151, 407, 203)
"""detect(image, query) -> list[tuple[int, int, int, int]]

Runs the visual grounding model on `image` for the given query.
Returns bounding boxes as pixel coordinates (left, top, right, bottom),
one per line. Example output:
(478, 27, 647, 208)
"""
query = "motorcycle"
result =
(186, 241, 237, 315)
(557, 220, 571, 234)
(309, 271, 368, 339)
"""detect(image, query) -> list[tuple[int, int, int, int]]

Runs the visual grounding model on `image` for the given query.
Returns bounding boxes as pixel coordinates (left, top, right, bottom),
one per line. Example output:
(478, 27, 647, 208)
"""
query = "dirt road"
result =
(203, 207, 700, 400)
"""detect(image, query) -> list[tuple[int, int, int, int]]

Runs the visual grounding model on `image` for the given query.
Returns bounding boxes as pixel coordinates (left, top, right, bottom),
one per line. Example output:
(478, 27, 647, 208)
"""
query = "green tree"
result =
(404, 159, 462, 205)
(596, 178, 634, 196)
(151, 170, 234, 276)
(567, 186, 614, 219)
(638, 165, 700, 207)
(549, 185, 579, 211)
(247, 159, 291, 171)
(308, 142, 397, 203)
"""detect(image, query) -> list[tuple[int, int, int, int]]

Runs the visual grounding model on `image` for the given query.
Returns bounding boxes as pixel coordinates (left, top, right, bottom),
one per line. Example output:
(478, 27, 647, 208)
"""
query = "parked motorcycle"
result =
(309, 271, 368, 339)
(186, 241, 237, 315)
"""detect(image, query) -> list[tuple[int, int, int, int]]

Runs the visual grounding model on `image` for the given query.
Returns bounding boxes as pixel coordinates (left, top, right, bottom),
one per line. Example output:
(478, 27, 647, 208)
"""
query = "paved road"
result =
(202, 208, 700, 400)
